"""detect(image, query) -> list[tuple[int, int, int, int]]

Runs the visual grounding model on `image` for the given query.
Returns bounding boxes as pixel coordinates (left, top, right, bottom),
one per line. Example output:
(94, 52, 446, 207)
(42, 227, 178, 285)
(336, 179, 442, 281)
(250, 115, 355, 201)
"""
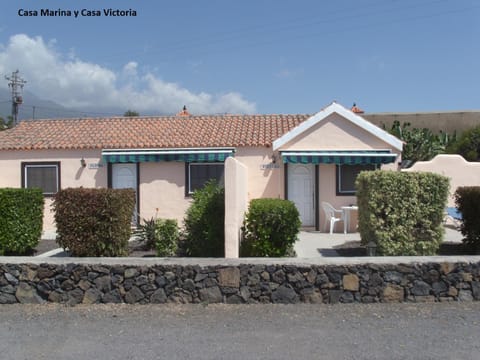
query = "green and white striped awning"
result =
(281, 150, 398, 165)
(102, 148, 235, 163)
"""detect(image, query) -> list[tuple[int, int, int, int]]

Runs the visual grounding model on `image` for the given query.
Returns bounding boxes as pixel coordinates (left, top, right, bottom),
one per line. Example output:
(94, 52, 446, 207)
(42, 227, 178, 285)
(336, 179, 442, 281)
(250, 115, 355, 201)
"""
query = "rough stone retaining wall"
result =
(1, 257, 479, 305)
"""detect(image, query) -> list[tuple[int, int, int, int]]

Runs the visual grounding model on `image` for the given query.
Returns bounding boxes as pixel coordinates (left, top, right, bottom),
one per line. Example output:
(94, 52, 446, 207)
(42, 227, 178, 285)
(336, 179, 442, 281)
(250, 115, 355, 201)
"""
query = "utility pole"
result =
(5, 70, 27, 125)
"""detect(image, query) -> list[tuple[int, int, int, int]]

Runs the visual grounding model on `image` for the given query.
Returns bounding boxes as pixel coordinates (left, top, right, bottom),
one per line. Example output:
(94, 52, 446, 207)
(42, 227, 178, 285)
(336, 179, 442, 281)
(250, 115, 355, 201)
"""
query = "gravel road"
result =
(1, 302, 479, 360)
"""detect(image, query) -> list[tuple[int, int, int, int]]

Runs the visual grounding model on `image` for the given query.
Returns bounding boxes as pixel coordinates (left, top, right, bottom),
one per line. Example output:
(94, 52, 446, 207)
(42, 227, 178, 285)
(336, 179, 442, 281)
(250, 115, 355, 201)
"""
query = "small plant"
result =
(155, 219, 179, 257)
(455, 187, 480, 254)
(240, 198, 301, 257)
(135, 217, 158, 250)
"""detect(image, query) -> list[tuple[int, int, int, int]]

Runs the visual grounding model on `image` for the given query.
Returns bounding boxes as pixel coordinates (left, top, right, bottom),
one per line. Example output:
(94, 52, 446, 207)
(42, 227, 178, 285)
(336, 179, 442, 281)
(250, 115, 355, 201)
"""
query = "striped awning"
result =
(102, 148, 235, 163)
(281, 150, 398, 165)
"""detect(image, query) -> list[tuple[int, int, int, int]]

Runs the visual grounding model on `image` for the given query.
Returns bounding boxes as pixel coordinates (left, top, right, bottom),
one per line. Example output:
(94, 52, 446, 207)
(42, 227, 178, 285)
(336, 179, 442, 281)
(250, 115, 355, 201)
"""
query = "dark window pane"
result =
(25, 165, 58, 195)
(189, 164, 224, 193)
(338, 164, 376, 194)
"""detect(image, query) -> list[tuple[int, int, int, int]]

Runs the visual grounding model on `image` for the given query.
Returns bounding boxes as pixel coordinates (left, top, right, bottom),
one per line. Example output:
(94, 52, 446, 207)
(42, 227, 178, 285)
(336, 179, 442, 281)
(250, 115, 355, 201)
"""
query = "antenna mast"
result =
(5, 70, 27, 125)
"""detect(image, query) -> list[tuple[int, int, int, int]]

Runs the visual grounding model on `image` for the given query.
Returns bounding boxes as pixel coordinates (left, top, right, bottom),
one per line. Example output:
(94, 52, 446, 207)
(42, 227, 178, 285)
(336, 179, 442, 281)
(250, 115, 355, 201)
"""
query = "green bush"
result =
(0, 188, 44, 255)
(183, 180, 224, 257)
(155, 219, 179, 257)
(447, 126, 480, 161)
(53, 188, 135, 257)
(135, 217, 158, 250)
(454, 187, 480, 253)
(356, 171, 449, 256)
(240, 198, 301, 257)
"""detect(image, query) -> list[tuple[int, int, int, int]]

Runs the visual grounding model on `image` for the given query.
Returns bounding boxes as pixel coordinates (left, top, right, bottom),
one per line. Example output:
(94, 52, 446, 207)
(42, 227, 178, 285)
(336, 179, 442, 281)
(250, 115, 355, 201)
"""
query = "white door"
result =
(112, 163, 138, 225)
(288, 164, 314, 227)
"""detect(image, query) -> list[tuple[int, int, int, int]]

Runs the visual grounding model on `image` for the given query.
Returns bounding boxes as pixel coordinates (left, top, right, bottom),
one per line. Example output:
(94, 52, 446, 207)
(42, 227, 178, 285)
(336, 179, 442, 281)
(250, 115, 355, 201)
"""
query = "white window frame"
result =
(22, 162, 60, 196)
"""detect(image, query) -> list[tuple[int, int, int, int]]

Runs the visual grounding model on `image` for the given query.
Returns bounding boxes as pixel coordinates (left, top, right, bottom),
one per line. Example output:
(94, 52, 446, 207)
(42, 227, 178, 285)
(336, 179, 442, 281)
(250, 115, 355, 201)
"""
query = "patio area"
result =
(294, 227, 464, 258)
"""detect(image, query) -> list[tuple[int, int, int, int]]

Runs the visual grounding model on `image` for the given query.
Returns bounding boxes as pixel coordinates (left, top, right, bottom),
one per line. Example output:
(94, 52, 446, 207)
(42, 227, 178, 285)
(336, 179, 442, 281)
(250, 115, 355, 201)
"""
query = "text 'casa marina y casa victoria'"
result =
(18, 8, 137, 17)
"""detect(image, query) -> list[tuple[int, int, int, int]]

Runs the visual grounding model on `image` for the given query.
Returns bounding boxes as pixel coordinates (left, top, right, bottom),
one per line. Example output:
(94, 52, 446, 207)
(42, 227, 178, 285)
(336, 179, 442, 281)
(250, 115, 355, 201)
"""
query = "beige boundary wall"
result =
(403, 154, 480, 206)
(224, 157, 248, 258)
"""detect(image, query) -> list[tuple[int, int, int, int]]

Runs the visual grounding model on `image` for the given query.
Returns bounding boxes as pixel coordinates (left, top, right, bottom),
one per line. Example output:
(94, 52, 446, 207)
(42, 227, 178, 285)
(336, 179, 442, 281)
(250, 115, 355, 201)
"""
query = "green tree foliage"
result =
(386, 121, 456, 167)
(123, 110, 139, 117)
(447, 126, 480, 161)
(0, 115, 14, 130)
(240, 198, 301, 257)
(356, 171, 449, 256)
(183, 181, 225, 257)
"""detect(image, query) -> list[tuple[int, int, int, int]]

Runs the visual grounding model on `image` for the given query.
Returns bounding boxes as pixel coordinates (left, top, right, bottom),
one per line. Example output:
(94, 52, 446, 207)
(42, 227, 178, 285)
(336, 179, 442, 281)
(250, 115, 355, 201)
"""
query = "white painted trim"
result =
(281, 151, 397, 158)
(102, 147, 235, 156)
(272, 102, 403, 151)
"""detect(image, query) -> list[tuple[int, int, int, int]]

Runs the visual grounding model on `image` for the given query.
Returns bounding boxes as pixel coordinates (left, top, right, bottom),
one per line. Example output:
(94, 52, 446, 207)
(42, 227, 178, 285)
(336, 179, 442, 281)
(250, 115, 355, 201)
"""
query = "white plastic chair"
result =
(321, 202, 344, 234)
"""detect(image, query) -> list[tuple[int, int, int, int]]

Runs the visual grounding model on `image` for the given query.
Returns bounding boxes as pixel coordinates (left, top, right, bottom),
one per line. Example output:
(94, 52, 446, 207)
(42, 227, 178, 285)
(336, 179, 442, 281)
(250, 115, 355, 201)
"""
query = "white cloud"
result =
(0, 34, 256, 114)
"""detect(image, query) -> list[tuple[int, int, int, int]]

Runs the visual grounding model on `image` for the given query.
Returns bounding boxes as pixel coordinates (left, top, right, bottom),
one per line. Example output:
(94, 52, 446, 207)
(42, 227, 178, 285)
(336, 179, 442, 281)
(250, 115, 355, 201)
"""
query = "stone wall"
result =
(1, 257, 479, 305)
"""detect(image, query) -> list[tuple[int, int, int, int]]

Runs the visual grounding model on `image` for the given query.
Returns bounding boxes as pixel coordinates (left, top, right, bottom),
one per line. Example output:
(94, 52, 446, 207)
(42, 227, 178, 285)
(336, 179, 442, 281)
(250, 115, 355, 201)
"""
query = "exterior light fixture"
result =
(80, 158, 86, 168)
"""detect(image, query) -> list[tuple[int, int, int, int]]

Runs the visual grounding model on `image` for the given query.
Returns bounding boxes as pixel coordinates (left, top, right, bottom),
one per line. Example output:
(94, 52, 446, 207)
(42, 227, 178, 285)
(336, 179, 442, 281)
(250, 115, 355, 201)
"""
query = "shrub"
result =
(454, 187, 480, 253)
(155, 219, 179, 257)
(240, 198, 301, 257)
(53, 188, 135, 257)
(356, 171, 449, 256)
(135, 217, 158, 250)
(183, 180, 225, 257)
(447, 126, 480, 161)
(0, 188, 44, 255)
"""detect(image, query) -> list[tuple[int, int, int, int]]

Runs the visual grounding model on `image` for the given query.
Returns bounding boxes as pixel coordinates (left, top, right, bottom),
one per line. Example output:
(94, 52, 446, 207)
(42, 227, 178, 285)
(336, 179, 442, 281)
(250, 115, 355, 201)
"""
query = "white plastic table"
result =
(341, 205, 358, 234)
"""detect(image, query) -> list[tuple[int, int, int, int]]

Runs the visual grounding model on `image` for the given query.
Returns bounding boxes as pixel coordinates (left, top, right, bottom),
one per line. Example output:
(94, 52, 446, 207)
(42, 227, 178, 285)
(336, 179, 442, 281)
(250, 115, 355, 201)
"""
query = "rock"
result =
(15, 282, 44, 304)
(432, 281, 448, 295)
(5, 273, 18, 285)
(67, 289, 84, 306)
(182, 279, 196, 292)
(94, 276, 112, 293)
(125, 286, 144, 304)
(440, 263, 455, 275)
(383, 284, 404, 302)
(199, 286, 223, 303)
(341, 292, 355, 303)
(471, 282, 480, 300)
(343, 274, 359, 291)
(19, 268, 37, 281)
(240, 286, 251, 302)
(458, 290, 473, 302)
(384, 271, 403, 284)
(0, 293, 17, 304)
(36, 267, 55, 280)
(414, 296, 436, 303)
(329, 290, 343, 304)
(272, 270, 286, 284)
(218, 267, 240, 288)
(83, 288, 102, 304)
(303, 291, 323, 304)
(271, 285, 298, 304)
(150, 289, 167, 303)
(194, 273, 208, 282)
(124, 268, 138, 279)
(448, 286, 458, 297)
(78, 279, 91, 291)
(226, 295, 244, 304)
(61, 279, 75, 291)
(411, 280, 431, 296)
(0, 285, 15, 294)
(260, 271, 270, 281)
(135, 275, 149, 287)
(103, 290, 123, 303)
(155, 276, 167, 288)
(462, 273, 473, 282)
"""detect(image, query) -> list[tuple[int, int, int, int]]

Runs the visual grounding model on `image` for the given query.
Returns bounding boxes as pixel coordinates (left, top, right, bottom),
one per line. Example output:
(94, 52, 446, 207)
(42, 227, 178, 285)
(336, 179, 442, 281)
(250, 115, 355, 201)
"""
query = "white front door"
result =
(112, 163, 138, 225)
(288, 164, 314, 227)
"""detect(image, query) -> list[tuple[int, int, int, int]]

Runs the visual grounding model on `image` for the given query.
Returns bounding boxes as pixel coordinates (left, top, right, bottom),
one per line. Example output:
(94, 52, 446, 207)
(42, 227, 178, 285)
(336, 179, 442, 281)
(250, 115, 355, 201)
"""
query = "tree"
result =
(447, 126, 480, 161)
(123, 110, 139, 117)
(0, 115, 13, 131)
(385, 121, 456, 167)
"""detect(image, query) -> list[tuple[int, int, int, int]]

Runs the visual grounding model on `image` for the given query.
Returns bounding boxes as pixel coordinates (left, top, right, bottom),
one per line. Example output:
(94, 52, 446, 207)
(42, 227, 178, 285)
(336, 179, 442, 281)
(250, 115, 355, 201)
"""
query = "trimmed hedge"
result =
(183, 181, 225, 257)
(0, 188, 44, 255)
(53, 188, 135, 257)
(356, 171, 449, 256)
(240, 198, 301, 257)
(455, 187, 480, 253)
(155, 219, 179, 257)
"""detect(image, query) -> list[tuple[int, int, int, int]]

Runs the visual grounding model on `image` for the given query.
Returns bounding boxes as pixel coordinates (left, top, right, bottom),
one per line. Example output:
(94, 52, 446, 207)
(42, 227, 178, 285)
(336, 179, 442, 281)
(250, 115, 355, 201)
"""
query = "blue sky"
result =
(0, 0, 478, 116)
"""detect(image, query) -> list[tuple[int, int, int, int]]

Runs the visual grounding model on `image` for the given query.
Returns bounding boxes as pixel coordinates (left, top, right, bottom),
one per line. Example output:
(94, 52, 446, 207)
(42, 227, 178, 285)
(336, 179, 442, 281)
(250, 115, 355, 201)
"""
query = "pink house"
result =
(0, 102, 402, 242)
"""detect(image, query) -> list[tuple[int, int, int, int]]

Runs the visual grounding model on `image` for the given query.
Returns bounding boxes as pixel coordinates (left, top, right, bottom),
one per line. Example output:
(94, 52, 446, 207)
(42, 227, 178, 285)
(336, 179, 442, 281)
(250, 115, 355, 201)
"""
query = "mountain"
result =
(0, 88, 126, 121)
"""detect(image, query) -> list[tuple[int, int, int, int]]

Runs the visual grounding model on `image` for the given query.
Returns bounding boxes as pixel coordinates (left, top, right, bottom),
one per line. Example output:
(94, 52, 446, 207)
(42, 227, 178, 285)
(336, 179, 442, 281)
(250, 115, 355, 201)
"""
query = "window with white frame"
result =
(187, 163, 224, 194)
(336, 164, 377, 195)
(22, 162, 60, 196)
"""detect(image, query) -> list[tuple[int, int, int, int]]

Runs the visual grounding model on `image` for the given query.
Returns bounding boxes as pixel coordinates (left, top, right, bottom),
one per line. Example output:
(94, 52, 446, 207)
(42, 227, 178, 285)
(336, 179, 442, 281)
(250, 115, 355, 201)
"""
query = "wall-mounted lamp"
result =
(271, 154, 277, 164)
(80, 157, 86, 168)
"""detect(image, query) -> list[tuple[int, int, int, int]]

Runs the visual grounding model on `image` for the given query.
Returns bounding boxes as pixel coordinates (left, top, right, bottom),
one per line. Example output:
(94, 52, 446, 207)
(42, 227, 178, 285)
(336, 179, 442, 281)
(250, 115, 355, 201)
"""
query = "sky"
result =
(0, 0, 479, 117)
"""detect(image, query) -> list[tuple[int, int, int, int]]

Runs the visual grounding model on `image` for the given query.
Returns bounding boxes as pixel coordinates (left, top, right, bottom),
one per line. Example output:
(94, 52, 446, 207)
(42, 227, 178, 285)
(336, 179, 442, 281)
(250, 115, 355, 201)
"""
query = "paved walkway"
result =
(294, 227, 463, 258)
(40, 227, 464, 258)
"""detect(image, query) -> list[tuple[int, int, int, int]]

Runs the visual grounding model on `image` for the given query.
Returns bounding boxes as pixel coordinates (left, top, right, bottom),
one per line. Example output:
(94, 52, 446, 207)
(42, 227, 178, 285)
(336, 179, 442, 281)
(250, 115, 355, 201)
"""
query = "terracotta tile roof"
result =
(0, 114, 310, 151)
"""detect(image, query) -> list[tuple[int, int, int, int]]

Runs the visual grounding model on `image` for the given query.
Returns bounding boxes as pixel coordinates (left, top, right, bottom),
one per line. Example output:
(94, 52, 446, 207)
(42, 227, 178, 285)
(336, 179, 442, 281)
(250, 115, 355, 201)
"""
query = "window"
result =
(336, 164, 377, 195)
(187, 163, 224, 194)
(22, 162, 60, 196)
